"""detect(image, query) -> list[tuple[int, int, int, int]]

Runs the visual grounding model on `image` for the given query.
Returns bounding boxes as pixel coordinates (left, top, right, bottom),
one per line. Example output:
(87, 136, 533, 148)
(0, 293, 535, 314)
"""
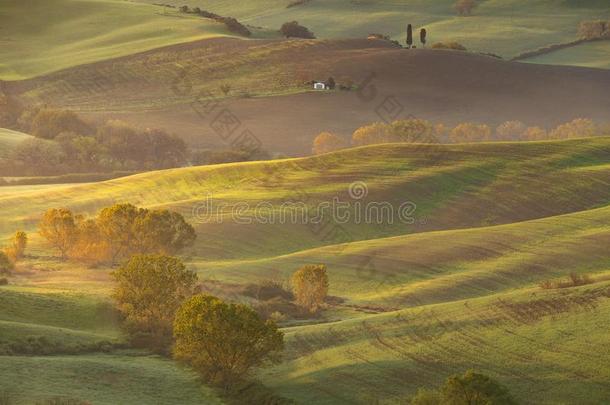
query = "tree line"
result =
(312, 117, 609, 154)
(0, 102, 188, 176)
(38, 204, 196, 264)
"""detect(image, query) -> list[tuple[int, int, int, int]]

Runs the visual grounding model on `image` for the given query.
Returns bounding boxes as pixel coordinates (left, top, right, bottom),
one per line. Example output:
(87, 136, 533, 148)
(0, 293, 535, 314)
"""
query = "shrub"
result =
(112, 255, 197, 352)
(441, 370, 515, 404)
(291, 264, 328, 314)
(173, 294, 284, 389)
(4, 231, 27, 262)
(280, 21, 316, 39)
(431, 41, 467, 51)
(312, 132, 347, 155)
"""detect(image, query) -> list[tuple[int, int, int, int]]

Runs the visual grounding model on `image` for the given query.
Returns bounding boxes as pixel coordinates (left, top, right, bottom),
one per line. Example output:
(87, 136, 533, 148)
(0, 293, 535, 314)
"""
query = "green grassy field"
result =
(0, 353, 224, 404)
(2, 138, 610, 259)
(2, 0, 608, 82)
(0, 0, 235, 80)
(524, 40, 610, 69)
(0, 128, 33, 158)
(137, 0, 610, 59)
(1, 139, 609, 403)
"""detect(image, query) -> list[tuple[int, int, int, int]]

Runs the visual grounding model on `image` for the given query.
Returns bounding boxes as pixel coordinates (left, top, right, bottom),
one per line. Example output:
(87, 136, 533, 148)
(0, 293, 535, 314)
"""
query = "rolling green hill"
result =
(136, 0, 610, 59)
(0, 0, 236, 80)
(1, 139, 609, 403)
(263, 278, 610, 404)
(0, 353, 224, 404)
(2, 0, 608, 82)
(2, 138, 610, 259)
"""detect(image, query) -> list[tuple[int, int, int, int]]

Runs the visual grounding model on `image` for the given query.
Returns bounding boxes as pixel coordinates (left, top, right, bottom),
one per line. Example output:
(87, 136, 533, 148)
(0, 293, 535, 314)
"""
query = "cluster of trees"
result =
(578, 20, 610, 40)
(280, 21, 316, 39)
(0, 106, 188, 176)
(38, 204, 196, 264)
(411, 370, 515, 404)
(178, 6, 251, 37)
(312, 118, 609, 154)
(113, 254, 283, 389)
(111, 260, 329, 389)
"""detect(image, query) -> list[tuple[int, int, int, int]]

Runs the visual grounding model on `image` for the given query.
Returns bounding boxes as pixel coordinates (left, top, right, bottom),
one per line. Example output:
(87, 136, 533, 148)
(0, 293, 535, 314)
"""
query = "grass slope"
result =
(1, 139, 610, 404)
(137, 0, 610, 59)
(524, 40, 610, 69)
(264, 280, 610, 404)
(0, 128, 33, 158)
(0, 353, 224, 404)
(200, 204, 610, 308)
(0, 0, 234, 80)
(2, 138, 610, 259)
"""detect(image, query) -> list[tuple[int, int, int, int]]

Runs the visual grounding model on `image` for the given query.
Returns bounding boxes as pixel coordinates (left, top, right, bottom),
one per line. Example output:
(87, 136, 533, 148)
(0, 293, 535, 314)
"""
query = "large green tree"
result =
(174, 295, 284, 390)
(112, 255, 197, 352)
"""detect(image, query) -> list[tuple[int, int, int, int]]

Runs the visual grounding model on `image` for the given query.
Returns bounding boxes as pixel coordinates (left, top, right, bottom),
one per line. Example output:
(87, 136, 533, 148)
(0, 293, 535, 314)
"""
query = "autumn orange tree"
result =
(97, 203, 196, 264)
(291, 264, 329, 314)
(112, 255, 197, 352)
(312, 132, 347, 155)
(4, 231, 27, 262)
(449, 122, 492, 143)
(39, 203, 197, 264)
(173, 294, 284, 390)
(38, 208, 79, 259)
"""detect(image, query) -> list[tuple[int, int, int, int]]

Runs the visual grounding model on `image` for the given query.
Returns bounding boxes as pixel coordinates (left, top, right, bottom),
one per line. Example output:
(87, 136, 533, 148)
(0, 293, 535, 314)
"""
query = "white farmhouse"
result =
(313, 82, 327, 90)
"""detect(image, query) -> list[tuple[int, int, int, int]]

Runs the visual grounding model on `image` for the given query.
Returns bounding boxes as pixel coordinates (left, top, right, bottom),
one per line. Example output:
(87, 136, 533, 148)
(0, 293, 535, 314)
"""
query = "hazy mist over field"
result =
(0, 1, 609, 404)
